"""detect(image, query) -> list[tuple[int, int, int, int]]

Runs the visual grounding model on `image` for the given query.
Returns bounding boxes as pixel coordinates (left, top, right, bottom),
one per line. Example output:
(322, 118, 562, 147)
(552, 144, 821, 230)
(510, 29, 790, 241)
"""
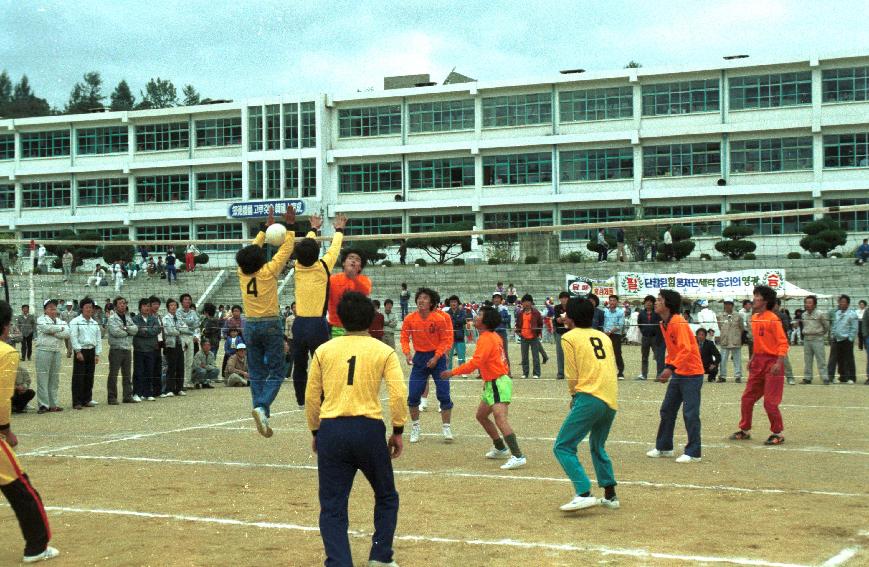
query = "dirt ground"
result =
(2, 341, 867, 566)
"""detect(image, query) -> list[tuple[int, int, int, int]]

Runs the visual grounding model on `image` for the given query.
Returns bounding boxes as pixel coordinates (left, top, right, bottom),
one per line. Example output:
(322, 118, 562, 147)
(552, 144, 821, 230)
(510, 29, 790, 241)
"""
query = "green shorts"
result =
(482, 375, 513, 406)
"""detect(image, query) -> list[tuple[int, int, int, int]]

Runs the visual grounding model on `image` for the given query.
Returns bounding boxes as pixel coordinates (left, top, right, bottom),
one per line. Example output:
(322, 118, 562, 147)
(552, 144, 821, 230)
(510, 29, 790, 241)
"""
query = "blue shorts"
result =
(407, 351, 453, 410)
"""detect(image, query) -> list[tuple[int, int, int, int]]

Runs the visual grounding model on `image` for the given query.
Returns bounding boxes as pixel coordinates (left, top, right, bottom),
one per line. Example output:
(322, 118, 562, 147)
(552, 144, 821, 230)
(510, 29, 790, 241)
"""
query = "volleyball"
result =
(265, 223, 287, 247)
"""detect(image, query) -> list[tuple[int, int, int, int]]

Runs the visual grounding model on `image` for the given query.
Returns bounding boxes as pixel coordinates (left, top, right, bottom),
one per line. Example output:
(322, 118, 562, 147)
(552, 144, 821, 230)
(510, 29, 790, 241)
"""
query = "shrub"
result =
(700, 253, 712, 261)
(666, 225, 696, 261)
(381, 260, 393, 267)
(831, 252, 843, 258)
(744, 253, 757, 260)
(585, 234, 616, 255)
(194, 253, 209, 265)
(524, 255, 539, 265)
(559, 251, 584, 263)
(799, 216, 847, 258)
(714, 224, 757, 260)
(787, 252, 801, 259)
(414, 258, 427, 267)
(452, 258, 465, 266)
(487, 258, 502, 265)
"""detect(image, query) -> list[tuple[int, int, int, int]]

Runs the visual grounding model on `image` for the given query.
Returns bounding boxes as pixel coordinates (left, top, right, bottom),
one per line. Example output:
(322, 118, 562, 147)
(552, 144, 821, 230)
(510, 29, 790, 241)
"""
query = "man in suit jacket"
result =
(696, 328, 720, 382)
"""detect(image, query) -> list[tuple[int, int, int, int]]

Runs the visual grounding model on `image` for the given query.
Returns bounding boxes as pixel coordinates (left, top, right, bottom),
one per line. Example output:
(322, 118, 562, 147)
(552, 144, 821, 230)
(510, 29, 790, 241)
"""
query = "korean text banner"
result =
(566, 274, 617, 298)
(617, 269, 785, 299)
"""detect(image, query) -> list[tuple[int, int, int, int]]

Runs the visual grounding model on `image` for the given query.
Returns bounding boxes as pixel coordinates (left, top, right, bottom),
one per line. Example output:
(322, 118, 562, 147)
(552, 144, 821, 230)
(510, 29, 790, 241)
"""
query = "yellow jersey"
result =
(562, 327, 619, 410)
(237, 230, 296, 318)
(0, 341, 23, 486)
(294, 230, 344, 317)
(306, 333, 408, 432)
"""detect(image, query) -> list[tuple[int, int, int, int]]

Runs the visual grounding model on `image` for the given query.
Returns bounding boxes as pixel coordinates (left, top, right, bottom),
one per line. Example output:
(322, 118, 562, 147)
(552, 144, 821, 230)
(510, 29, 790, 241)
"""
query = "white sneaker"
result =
(146, 396, 156, 401)
(437, 403, 442, 413)
(599, 497, 620, 510)
(410, 423, 421, 443)
(559, 495, 600, 511)
(368, 560, 399, 567)
(85, 400, 98, 407)
(675, 454, 701, 463)
(131, 395, 142, 403)
(521, 375, 528, 379)
(485, 447, 510, 459)
(252, 407, 273, 438)
(23, 546, 60, 563)
(500, 455, 526, 470)
(159, 392, 174, 398)
(646, 449, 674, 458)
(419, 398, 428, 412)
(532, 375, 540, 379)
(177, 390, 186, 396)
(442, 424, 454, 443)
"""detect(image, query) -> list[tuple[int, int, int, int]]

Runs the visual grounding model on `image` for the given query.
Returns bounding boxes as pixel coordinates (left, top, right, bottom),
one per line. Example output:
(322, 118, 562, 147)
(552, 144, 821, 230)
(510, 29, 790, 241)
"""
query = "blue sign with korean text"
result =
(228, 200, 306, 219)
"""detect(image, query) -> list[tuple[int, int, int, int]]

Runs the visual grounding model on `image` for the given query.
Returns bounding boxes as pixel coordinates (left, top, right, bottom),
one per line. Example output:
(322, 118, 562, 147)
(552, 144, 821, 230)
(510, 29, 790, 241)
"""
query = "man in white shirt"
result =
(86, 265, 106, 287)
(662, 226, 674, 260)
(69, 298, 102, 409)
(694, 300, 720, 338)
(178, 294, 200, 388)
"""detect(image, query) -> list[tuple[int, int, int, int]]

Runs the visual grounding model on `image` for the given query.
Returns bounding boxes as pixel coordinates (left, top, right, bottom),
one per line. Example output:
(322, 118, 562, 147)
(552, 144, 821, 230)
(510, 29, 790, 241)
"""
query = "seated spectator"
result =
(225, 343, 249, 387)
(87, 264, 107, 287)
(696, 328, 721, 383)
(192, 339, 218, 389)
(856, 238, 869, 265)
(11, 365, 35, 413)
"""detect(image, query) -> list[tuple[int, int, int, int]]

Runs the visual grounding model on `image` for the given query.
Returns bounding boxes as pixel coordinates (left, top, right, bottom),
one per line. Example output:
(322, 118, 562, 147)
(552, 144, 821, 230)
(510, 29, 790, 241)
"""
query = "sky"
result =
(2, 0, 869, 109)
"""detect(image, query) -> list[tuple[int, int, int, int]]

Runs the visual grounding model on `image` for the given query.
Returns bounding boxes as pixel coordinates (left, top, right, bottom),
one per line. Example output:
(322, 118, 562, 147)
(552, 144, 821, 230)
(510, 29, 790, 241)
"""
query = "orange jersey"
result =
(450, 330, 509, 381)
(751, 311, 789, 357)
(400, 310, 453, 357)
(660, 314, 704, 375)
(327, 273, 372, 328)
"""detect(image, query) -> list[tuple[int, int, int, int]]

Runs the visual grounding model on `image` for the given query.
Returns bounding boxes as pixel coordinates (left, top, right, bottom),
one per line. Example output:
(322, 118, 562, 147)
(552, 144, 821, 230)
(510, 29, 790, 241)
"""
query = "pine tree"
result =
(182, 84, 200, 106)
(4, 75, 51, 118)
(109, 80, 135, 111)
(0, 71, 12, 103)
(137, 77, 177, 109)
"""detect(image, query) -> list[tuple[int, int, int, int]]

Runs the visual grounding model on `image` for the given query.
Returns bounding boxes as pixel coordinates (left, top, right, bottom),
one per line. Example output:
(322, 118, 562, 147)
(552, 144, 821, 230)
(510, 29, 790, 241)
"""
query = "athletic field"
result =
(3, 342, 867, 566)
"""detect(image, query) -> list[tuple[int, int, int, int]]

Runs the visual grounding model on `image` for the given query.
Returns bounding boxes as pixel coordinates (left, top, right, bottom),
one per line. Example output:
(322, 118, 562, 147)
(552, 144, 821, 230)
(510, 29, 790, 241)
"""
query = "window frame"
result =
(641, 79, 720, 116)
(338, 161, 402, 194)
(135, 122, 190, 152)
(559, 86, 633, 122)
(642, 142, 721, 177)
(196, 171, 242, 201)
(560, 147, 634, 182)
(76, 126, 129, 155)
(21, 180, 71, 208)
(408, 99, 475, 133)
(728, 72, 813, 110)
(77, 177, 129, 206)
(482, 152, 553, 186)
(482, 93, 552, 128)
(730, 136, 814, 173)
(195, 117, 242, 147)
(338, 105, 402, 138)
(20, 130, 71, 158)
(135, 174, 190, 203)
(408, 157, 475, 190)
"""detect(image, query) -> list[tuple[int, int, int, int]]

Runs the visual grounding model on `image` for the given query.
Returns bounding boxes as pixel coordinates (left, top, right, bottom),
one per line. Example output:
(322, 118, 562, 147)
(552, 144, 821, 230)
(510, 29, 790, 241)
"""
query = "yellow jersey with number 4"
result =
(562, 327, 618, 410)
(237, 230, 296, 318)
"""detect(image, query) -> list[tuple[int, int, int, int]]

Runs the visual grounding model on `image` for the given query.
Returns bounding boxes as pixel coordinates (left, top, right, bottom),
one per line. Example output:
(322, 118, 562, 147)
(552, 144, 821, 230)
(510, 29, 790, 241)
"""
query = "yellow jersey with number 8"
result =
(562, 327, 618, 410)
(237, 231, 296, 318)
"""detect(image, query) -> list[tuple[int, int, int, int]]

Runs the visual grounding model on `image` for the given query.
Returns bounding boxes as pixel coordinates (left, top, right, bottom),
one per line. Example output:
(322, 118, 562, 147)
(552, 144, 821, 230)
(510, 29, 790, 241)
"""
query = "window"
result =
(21, 230, 59, 241)
(729, 72, 812, 110)
(338, 162, 401, 193)
(21, 130, 70, 158)
(78, 177, 128, 206)
(345, 216, 403, 236)
(482, 93, 551, 128)
(730, 137, 813, 173)
(560, 147, 633, 181)
(137, 225, 190, 241)
(641, 79, 719, 116)
(0, 185, 14, 209)
(97, 227, 128, 241)
(196, 171, 242, 200)
(22, 180, 71, 208)
(265, 104, 280, 150)
(410, 213, 475, 233)
(0, 135, 13, 160)
(248, 161, 264, 199)
(195, 118, 241, 147)
(248, 106, 263, 151)
(301, 158, 317, 197)
(483, 152, 552, 185)
(266, 160, 281, 199)
(135, 174, 189, 203)
(284, 159, 298, 198)
(408, 99, 475, 132)
(823, 133, 869, 168)
(643, 142, 721, 177)
(135, 122, 189, 152)
(560, 87, 633, 122)
(196, 223, 243, 252)
(643, 203, 723, 236)
(729, 200, 813, 235)
(561, 207, 635, 240)
(483, 210, 553, 241)
(823, 197, 869, 231)
(301, 102, 316, 148)
(408, 157, 474, 190)
(338, 105, 401, 138)
(77, 126, 128, 155)
(822, 67, 869, 103)
(283, 103, 299, 148)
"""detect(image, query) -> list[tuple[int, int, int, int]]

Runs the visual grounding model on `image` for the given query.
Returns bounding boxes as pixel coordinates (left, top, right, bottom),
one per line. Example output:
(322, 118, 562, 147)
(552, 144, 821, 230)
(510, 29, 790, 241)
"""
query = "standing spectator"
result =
(716, 298, 744, 383)
(222, 304, 245, 343)
(515, 294, 547, 379)
(829, 294, 859, 384)
(369, 300, 385, 341)
(132, 299, 160, 402)
(603, 295, 625, 380)
(506, 283, 518, 306)
(139, 245, 149, 264)
(855, 238, 869, 265)
(60, 301, 76, 358)
(773, 300, 797, 385)
(69, 298, 102, 409)
(148, 296, 166, 397)
(61, 249, 73, 282)
(398, 240, 407, 265)
(445, 295, 467, 371)
(856, 299, 867, 352)
(382, 299, 398, 349)
(112, 261, 124, 291)
(636, 295, 665, 381)
(199, 303, 222, 358)
(694, 300, 720, 337)
(553, 292, 570, 380)
(283, 302, 296, 379)
(637, 237, 647, 262)
(740, 299, 754, 360)
(588, 293, 605, 332)
(790, 308, 804, 345)
(662, 226, 674, 260)
(596, 229, 608, 263)
(86, 264, 106, 287)
(696, 328, 720, 382)
(615, 227, 626, 262)
(178, 294, 200, 388)
(192, 339, 218, 388)
(165, 250, 177, 284)
(161, 298, 187, 397)
(106, 297, 137, 405)
(34, 300, 69, 413)
(399, 283, 410, 320)
(800, 295, 830, 384)
(36, 244, 47, 274)
(15, 305, 35, 362)
(862, 306, 869, 384)
(492, 293, 512, 372)
(185, 243, 198, 272)
(649, 239, 658, 261)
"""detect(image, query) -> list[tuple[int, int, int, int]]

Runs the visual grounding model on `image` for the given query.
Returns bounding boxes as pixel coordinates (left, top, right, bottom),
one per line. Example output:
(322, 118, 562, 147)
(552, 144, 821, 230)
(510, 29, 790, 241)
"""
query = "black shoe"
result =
(202, 383, 214, 389)
(122, 398, 135, 403)
(37, 406, 49, 414)
(716, 378, 726, 383)
(108, 400, 119, 405)
(800, 379, 812, 384)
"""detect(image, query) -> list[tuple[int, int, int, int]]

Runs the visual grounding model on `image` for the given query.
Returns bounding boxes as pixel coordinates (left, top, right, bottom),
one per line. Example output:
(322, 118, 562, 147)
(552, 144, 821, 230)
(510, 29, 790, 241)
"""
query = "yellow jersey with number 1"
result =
(562, 327, 618, 410)
(237, 230, 296, 318)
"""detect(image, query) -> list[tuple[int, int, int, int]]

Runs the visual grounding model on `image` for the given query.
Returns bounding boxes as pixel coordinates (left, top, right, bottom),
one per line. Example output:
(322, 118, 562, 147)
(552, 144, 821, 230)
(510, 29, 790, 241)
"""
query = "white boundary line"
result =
(29, 453, 866, 499)
(821, 547, 861, 566)
(445, 394, 869, 410)
(13, 503, 826, 567)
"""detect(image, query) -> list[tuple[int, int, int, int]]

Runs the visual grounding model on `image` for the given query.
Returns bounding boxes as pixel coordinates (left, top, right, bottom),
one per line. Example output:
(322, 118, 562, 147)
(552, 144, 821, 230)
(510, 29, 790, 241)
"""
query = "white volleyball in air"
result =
(265, 223, 287, 247)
